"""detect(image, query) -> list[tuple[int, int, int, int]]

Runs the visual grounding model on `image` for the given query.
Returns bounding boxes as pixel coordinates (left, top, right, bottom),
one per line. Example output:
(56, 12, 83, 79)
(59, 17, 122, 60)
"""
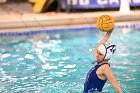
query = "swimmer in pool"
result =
(84, 30, 123, 93)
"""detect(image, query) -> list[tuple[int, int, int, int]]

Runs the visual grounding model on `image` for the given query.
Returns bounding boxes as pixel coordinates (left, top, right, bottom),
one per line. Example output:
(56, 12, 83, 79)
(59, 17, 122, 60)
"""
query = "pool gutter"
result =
(0, 11, 140, 32)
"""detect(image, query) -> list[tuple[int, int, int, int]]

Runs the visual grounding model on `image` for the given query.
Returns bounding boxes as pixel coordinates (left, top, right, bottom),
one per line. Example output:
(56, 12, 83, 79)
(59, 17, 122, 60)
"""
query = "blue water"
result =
(0, 26, 140, 93)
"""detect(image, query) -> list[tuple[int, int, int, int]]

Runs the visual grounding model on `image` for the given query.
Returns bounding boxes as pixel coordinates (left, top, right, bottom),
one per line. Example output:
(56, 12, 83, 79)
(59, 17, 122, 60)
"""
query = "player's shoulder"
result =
(100, 63, 112, 74)
(100, 63, 110, 70)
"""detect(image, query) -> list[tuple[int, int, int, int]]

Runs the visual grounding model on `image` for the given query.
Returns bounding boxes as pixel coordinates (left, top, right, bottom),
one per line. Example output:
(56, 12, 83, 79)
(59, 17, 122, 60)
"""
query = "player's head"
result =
(97, 42, 116, 62)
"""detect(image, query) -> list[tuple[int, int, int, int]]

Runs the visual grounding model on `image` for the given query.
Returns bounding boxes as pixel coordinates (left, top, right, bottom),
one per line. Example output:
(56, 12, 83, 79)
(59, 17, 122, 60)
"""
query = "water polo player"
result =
(83, 30, 123, 93)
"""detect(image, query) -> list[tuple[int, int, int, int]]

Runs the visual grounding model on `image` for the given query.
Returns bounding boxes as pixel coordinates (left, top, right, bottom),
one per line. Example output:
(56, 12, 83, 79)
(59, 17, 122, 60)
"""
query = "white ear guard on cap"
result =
(98, 42, 116, 60)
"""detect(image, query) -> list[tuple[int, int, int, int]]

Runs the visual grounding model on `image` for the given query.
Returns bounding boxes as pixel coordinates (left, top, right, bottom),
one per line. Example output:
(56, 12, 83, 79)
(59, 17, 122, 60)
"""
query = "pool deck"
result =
(0, 2, 140, 32)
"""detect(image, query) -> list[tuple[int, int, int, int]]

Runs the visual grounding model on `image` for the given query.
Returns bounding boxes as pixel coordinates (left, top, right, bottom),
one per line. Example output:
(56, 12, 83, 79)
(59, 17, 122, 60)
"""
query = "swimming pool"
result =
(0, 23, 140, 93)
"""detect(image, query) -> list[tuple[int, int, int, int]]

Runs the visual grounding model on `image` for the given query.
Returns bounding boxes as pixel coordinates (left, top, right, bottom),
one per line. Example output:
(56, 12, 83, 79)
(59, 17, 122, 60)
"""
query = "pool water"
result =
(0, 26, 140, 93)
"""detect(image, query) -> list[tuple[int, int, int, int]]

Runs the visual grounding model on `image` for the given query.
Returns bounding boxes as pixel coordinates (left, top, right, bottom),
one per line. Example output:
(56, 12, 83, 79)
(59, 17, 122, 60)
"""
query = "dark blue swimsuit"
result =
(84, 63, 109, 93)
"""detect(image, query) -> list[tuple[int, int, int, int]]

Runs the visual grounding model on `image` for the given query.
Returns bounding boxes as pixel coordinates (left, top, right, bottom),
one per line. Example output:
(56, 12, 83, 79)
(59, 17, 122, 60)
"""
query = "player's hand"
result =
(107, 29, 113, 34)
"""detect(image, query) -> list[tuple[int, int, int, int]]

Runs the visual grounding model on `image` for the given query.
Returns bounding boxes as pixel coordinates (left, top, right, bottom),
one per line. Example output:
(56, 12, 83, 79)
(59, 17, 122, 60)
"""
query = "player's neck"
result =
(98, 60, 108, 65)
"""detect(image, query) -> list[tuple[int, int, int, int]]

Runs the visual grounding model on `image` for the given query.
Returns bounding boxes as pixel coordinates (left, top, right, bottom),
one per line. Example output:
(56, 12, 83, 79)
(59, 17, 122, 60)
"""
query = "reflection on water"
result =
(0, 27, 140, 93)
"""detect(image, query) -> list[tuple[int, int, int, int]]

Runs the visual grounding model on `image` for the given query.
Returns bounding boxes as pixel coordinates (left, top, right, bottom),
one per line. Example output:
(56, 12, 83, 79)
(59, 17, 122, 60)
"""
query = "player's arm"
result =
(93, 30, 113, 59)
(103, 65, 123, 93)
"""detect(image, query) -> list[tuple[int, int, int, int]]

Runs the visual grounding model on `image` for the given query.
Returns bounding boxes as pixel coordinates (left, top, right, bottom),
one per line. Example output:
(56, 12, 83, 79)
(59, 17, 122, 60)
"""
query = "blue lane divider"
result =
(0, 27, 97, 37)
(0, 23, 140, 37)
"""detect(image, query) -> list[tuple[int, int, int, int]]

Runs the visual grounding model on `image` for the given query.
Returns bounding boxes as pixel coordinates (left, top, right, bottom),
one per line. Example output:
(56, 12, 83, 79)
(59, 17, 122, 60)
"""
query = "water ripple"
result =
(42, 63, 57, 70)
(0, 54, 11, 59)
(64, 64, 76, 69)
